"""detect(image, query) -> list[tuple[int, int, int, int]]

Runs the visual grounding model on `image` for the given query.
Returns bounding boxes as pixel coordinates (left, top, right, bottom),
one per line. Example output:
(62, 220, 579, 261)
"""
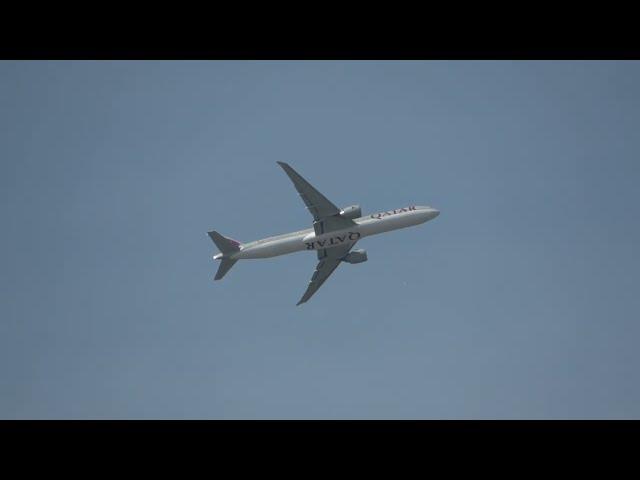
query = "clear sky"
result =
(1, 61, 639, 419)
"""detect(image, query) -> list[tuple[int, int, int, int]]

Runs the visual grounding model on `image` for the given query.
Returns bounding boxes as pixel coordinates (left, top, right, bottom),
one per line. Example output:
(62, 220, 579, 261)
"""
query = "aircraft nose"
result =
(423, 207, 439, 220)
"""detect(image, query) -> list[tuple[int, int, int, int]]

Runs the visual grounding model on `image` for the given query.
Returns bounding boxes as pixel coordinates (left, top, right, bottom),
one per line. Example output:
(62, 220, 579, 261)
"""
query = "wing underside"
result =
(276, 161, 358, 305)
(276, 161, 341, 221)
(276, 161, 355, 237)
(296, 241, 356, 306)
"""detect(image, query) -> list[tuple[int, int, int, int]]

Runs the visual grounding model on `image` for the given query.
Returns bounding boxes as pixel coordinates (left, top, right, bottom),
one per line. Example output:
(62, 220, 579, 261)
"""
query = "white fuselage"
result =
(220, 205, 439, 260)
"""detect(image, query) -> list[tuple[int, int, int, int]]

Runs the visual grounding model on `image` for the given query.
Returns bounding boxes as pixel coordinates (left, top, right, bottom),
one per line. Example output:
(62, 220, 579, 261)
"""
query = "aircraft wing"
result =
(296, 241, 356, 306)
(277, 161, 355, 234)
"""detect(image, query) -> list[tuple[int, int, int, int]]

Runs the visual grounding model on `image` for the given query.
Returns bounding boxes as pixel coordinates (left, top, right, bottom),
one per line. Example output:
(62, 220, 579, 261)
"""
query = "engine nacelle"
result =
(342, 249, 368, 264)
(340, 205, 362, 219)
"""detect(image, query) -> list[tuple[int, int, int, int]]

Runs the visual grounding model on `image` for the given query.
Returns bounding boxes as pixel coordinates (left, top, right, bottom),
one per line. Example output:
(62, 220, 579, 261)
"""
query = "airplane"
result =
(208, 162, 440, 305)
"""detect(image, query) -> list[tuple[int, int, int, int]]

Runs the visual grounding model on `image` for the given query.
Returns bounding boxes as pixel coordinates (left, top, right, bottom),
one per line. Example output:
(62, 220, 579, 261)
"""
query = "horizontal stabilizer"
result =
(215, 258, 237, 281)
(208, 231, 241, 255)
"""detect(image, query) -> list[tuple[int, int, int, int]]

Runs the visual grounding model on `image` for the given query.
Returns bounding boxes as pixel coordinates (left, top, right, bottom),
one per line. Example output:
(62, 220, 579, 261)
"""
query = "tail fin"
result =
(208, 231, 241, 281)
(207, 231, 241, 255)
(215, 258, 237, 280)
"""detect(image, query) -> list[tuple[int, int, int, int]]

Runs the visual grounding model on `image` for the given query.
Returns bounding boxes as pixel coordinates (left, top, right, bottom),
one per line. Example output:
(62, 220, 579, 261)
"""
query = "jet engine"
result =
(342, 249, 368, 264)
(339, 205, 362, 219)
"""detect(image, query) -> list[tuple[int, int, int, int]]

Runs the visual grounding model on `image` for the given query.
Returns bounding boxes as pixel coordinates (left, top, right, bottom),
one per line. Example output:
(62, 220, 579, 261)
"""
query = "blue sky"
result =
(1, 61, 639, 418)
